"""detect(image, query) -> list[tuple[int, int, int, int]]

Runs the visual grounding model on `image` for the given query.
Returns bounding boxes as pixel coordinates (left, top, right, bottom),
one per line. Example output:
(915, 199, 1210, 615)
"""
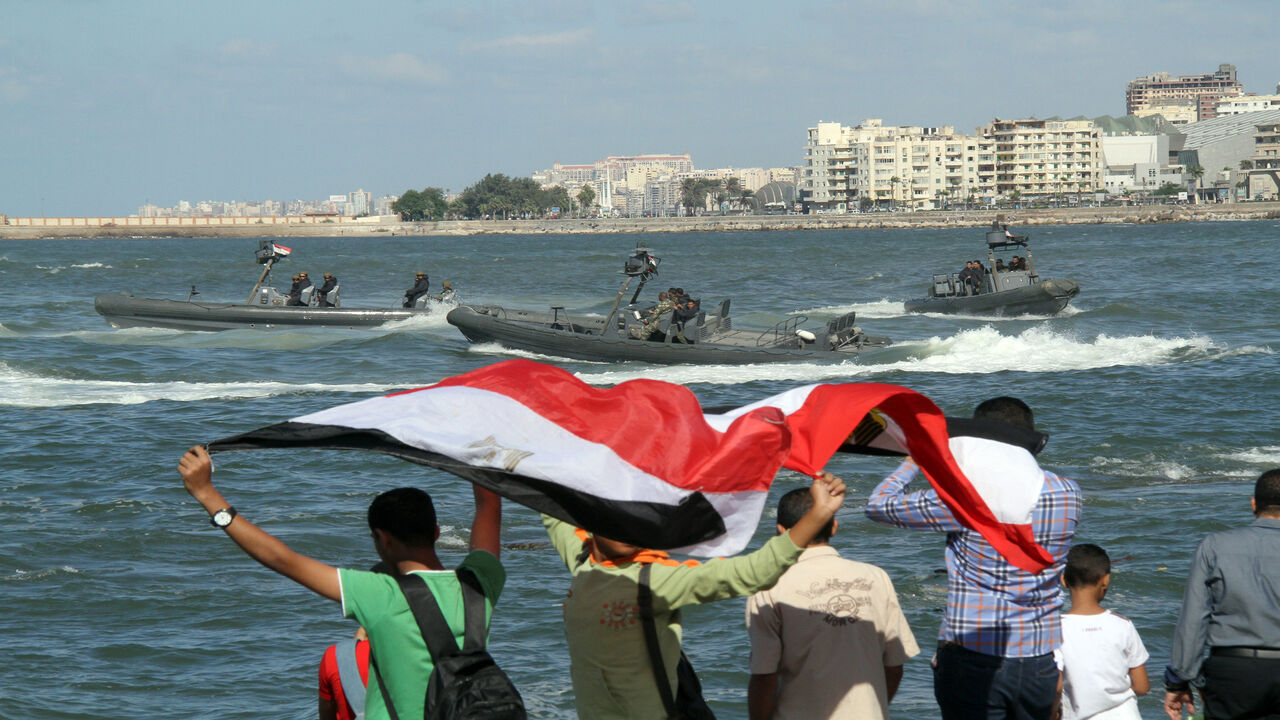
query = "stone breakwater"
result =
(4, 203, 1279, 239)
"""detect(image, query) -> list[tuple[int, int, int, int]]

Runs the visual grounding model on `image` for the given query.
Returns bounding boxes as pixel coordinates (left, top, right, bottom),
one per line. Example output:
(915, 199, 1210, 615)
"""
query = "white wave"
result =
(35, 265, 64, 274)
(1214, 446, 1280, 466)
(793, 299, 906, 319)
(575, 326, 1251, 385)
(1, 566, 80, 582)
(466, 342, 609, 365)
(0, 361, 397, 408)
(375, 304, 455, 331)
(71, 262, 112, 269)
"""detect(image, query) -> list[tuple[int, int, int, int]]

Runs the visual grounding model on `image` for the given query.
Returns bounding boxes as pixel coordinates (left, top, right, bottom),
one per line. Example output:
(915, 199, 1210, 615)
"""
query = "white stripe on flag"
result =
(948, 435, 1043, 524)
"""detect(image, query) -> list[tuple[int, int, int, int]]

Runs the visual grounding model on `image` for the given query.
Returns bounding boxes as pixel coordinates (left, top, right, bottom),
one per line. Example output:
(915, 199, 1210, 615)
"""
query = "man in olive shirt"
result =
(1164, 469, 1280, 720)
(544, 473, 847, 720)
(177, 446, 505, 720)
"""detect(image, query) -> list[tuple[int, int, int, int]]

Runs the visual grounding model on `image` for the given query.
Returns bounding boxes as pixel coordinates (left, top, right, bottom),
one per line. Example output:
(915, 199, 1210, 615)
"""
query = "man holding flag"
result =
(866, 397, 1081, 720)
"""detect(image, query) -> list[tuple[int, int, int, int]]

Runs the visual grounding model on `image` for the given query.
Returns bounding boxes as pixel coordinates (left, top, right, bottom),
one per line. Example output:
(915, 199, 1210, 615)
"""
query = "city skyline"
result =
(5, 0, 1280, 217)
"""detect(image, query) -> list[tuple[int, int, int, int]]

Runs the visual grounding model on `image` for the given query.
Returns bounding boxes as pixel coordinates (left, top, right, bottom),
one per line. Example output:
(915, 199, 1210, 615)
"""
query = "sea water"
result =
(1, 222, 1277, 718)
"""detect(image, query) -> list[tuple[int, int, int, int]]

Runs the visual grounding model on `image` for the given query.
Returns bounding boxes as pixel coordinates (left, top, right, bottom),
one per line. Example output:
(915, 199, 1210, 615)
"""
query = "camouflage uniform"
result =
(629, 298, 676, 340)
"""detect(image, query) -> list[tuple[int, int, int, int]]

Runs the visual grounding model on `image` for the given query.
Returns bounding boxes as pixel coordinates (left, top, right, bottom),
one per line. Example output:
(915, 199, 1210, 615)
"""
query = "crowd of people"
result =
(176, 394, 1280, 720)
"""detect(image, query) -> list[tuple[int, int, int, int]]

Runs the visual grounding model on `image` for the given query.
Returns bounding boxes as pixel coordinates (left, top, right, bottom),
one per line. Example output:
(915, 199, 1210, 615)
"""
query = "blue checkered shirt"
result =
(866, 459, 1081, 658)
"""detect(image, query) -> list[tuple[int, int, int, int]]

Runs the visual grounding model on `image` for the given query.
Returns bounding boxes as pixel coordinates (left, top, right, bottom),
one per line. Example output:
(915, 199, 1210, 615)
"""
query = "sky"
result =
(4, 0, 1279, 217)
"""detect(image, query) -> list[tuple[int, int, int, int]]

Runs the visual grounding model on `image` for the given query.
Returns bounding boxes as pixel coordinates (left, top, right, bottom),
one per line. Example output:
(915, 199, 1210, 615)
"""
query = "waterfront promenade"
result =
(2, 202, 1278, 239)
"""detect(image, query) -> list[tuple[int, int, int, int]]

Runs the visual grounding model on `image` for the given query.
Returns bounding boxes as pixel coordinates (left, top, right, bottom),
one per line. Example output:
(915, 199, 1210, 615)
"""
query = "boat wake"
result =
(793, 299, 906, 319)
(573, 326, 1268, 385)
(0, 361, 395, 408)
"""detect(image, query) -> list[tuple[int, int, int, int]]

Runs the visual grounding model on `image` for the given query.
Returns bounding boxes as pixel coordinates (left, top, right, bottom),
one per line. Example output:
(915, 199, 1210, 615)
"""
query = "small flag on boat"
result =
(1005, 229, 1015, 238)
(206, 359, 1053, 570)
(271, 243, 292, 256)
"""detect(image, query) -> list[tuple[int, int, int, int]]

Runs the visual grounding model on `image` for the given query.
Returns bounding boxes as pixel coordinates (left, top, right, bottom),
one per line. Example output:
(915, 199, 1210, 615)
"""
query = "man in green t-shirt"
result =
(178, 445, 505, 720)
(544, 472, 847, 719)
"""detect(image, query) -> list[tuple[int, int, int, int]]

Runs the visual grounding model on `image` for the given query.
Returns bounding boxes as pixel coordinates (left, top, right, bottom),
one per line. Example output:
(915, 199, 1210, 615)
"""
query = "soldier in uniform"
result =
(629, 292, 676, 340)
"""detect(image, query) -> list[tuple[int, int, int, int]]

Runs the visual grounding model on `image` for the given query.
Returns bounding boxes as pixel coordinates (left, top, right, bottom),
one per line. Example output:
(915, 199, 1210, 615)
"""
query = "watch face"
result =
(212, 509, 233, 527)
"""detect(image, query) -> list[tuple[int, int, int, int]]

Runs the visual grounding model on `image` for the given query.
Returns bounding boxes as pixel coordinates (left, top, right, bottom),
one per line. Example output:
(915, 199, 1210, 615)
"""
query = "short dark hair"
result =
(973, 396, 1035, 430)
(1064, 543, 1111, 588)
(367, 487, 438, 547)
(1256, 469, 1280, 511)
(776, 487, 833, 542)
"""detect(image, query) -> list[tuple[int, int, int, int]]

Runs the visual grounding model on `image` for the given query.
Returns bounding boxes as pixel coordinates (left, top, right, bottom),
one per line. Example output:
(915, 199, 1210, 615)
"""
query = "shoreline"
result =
(3, 203, 1278, 239)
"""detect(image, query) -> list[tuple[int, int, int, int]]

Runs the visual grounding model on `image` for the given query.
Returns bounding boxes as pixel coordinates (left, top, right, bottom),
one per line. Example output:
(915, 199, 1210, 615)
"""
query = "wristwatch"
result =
(210, 507, 238, 528)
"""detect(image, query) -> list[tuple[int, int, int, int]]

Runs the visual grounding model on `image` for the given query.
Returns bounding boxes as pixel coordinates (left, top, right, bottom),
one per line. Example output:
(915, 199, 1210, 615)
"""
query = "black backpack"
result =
(371, 569, 525, 720)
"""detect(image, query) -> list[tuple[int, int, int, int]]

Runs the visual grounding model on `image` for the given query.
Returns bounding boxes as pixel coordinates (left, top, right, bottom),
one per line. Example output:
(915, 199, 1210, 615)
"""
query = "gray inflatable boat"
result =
(904, 221, 1080, 316)
(447, 247, 890, 365)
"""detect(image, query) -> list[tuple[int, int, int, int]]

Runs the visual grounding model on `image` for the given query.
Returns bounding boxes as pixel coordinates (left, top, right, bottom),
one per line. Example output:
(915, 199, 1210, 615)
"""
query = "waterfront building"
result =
(1170, 108, 1280, 202)
(801, 120, 995, 213)
(977, 118, 1103, 202)
(1244, 121, 1280, 200)
(1100, 134, 1184, 197)
(1126, 64, 1243, 122)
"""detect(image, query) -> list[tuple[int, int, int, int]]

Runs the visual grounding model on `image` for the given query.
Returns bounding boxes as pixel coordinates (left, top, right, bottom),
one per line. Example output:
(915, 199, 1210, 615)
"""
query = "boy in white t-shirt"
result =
(1057, 544, 1150, 720)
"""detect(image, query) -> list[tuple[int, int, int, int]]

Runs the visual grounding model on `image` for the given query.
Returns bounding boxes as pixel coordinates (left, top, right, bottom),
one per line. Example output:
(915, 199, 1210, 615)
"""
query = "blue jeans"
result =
(933, 642, 1059, 720)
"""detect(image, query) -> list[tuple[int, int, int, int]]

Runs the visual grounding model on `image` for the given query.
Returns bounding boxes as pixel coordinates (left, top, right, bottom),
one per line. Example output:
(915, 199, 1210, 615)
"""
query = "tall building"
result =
(801, 119, 995, 212)
(1245, 121, 1280, 200)
(980, 118, 1103, 200)
(1126, 64, 1243, 122)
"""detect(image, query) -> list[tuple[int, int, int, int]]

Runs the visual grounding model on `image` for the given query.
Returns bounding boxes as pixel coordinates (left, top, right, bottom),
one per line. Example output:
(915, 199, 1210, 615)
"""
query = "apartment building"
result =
(1126, 64, 1243, 122)
(1245, 121, 1280, 200)
(801, 120, 995, 212)
(980, 118, 1103, 200)
(1217, 88, 1280, 116)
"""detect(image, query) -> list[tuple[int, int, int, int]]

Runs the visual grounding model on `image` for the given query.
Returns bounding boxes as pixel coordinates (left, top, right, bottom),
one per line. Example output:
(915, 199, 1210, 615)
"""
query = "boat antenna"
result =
(187, 285, 200, 301)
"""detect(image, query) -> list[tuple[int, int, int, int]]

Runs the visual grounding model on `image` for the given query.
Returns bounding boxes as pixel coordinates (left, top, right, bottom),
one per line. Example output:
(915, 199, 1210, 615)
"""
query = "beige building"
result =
(1245, 122, 1280, 200)
(979, 118, 1103, 201)
(1217, 89, 1280, 116)
(802, 120, 996, 212)
(1126, 64, 1243, 122)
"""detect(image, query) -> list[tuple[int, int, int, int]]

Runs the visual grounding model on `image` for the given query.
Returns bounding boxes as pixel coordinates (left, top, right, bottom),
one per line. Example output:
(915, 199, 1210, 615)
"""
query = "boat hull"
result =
(904, 278, 1079, 316)
(447, 306, 888, 365)
(94, 293, 432, 331)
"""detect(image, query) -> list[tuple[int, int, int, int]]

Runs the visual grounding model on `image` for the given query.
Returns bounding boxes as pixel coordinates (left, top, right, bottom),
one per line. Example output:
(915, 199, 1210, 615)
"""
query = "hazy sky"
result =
(5, 0, 1278, 216)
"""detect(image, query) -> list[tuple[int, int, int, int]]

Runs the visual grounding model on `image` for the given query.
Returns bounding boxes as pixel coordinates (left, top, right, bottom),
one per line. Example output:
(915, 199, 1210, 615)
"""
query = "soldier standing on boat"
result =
(286, 272, 312, 306)
(403, 271, 430, 308)
(315, 273, 337, 307)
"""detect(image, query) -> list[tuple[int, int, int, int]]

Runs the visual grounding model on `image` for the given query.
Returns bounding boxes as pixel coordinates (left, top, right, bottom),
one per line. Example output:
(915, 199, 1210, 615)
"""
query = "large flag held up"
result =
(207, 359, 1053, 570)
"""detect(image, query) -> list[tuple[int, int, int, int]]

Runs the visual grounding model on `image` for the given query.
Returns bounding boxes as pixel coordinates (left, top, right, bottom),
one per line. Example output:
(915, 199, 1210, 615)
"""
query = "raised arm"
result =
(178, 446, 341, 601)
(865, 459, 965, 532)
(469, 485, 502, 557)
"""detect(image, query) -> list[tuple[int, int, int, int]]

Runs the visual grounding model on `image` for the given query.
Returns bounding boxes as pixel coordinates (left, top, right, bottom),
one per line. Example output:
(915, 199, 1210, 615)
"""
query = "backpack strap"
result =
(637, 564, 679, 718)
(368, 655, 401, 720)
(335, 638, 367, 719)
(393, 573, 464, 662)
(455, 567, 489, 652)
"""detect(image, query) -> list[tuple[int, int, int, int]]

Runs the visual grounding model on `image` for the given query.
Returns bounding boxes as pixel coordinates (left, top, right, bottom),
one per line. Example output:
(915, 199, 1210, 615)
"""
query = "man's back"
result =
(746, 547, 918, 719)
(339, 552, 505, 719)
(544, 515, 804, 719)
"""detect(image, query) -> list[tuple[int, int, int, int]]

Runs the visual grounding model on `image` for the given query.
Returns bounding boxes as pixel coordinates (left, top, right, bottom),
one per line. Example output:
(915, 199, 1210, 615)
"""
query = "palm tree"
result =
(678, 178, 698, 216)
(1187, 164, 1205, 203)
(722, 176, 742, 209)
(889, 176, 901, 211)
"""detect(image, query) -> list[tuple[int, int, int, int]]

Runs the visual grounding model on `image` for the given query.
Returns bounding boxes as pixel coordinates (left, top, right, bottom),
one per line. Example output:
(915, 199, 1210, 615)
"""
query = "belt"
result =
(1210, 646, 1280, 659)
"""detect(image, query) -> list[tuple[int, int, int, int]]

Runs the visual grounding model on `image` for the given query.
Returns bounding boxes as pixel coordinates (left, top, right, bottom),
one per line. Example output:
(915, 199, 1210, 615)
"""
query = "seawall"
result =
(3, 203, 1278, 240)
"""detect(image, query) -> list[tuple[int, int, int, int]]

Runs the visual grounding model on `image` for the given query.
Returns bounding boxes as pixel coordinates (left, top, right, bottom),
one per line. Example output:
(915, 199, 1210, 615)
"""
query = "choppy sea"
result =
(2, 222, 1277, 718)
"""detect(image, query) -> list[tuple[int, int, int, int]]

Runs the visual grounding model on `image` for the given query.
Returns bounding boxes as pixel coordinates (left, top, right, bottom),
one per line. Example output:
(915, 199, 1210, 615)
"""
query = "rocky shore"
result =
(3, 203, 1278, 240)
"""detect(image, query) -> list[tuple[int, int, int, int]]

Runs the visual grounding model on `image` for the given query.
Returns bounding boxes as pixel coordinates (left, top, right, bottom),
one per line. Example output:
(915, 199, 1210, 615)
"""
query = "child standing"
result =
(1058, 544, 1150, 720)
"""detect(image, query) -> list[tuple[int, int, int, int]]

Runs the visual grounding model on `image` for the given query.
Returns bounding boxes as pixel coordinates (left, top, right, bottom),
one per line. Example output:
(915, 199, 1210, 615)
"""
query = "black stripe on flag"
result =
(207, 422, 728, 551)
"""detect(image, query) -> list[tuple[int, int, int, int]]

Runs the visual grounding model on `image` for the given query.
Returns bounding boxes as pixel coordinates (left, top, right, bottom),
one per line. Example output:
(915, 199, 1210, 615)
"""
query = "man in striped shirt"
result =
(866, 397, 1081, 720)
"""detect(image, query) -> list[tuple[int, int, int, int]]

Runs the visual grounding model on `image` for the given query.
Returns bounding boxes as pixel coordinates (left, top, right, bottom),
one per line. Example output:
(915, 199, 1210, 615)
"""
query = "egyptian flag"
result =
(209, 359, 793, 556)
(207, 359, 1053, 570)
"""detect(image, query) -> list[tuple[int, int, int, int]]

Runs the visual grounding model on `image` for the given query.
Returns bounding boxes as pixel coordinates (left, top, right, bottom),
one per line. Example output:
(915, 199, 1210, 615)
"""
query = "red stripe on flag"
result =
(392, 360, 790, 493)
